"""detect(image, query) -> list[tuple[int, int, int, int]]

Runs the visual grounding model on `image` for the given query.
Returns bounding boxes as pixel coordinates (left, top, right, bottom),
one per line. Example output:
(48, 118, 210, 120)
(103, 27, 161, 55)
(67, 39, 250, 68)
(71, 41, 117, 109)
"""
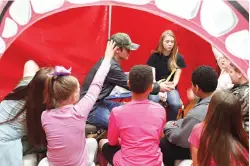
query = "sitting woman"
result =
(41, 41, 116, 166)
(189, 90, 249, 166)
(0, 60, 53, 166)
(147, 30, 186, 121)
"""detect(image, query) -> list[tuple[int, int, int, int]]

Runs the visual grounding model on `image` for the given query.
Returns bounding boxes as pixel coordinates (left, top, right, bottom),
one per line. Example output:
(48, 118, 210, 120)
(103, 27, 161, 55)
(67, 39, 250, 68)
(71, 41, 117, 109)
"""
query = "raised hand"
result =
(104, 40, 118, 61)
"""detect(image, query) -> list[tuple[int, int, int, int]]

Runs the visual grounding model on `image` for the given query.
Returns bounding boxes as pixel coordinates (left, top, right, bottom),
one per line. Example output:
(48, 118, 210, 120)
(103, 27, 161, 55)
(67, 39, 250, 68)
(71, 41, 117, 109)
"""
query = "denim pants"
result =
(87, 100, 121, 130)
(149, 89, 181, 121)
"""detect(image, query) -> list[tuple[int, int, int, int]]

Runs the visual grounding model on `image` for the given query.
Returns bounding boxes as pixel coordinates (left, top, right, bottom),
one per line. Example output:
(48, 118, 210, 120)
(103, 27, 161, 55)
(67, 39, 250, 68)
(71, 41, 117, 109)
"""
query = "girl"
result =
(0, 60, 53, 166)
(189, 90, 249, 166)
(41, 40, 117, 166)
(147, 30, 186, 121)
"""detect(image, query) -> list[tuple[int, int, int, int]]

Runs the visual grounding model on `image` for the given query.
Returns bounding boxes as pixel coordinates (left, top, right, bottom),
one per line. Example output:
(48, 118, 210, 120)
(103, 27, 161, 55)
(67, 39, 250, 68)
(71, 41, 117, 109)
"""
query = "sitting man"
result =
(228, 63, 249, 133)
(160, 66, 218, 166)
(80, 32, 169, 129)
(99, 65, 166, 166)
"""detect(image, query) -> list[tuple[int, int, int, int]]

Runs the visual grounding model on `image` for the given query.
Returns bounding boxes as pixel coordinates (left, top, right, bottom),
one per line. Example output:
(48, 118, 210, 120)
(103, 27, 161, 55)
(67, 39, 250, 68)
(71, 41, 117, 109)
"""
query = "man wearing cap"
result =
(80, 32, 168, 129)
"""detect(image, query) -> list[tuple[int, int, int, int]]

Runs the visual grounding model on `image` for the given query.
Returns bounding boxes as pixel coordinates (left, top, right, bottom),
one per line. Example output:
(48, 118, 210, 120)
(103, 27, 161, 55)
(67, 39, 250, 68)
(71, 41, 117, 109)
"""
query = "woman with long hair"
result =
(147, 30, 186, 121)
(0, 60, 53, 166)
(189, 90, 249, 166)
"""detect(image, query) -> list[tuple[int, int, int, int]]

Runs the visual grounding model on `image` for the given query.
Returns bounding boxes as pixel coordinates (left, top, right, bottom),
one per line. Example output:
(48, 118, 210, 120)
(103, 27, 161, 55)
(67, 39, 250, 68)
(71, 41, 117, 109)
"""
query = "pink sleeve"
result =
(73, 59, 111, 118)
(108, 111, 119, 146)
(188, 123, 202, 148)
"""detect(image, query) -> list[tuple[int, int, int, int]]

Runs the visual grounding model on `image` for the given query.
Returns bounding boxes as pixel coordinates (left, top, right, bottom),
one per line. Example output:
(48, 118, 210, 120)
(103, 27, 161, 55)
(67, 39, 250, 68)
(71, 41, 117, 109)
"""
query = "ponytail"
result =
(44, 76, 56, 109)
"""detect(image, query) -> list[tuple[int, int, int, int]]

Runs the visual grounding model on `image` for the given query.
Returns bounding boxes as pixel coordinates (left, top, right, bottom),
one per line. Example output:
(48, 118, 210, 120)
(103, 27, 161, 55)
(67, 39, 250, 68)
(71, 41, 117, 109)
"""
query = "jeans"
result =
(149, 89, 181, 121)
(87, 100, 121, 130)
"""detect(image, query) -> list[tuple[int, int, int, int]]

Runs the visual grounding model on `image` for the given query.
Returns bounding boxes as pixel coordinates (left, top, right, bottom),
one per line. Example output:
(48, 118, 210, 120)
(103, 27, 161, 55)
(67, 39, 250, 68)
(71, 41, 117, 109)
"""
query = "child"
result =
(189, 90, 249, 166)
(99, 65, 166, 166)
(41, 40, 117, 166)
(228, 63, 249, 133)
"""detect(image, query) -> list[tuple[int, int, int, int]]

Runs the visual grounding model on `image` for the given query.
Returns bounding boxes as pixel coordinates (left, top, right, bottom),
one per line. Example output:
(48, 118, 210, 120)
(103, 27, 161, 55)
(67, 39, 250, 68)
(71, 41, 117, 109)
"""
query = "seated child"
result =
(189, 90, 249, 166)
(41, 40, 117, 166)
(99, 65, 166, 166)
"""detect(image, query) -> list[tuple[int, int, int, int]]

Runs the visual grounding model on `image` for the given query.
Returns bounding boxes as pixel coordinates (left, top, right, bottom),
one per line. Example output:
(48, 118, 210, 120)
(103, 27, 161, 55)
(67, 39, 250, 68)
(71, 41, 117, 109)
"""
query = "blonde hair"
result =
(44, 75, 78, 109)
(154, 30, 178, 71)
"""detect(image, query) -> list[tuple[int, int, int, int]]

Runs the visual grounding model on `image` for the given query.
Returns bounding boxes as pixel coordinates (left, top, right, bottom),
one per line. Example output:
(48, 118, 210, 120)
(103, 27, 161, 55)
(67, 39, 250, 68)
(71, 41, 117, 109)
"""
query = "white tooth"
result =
(68, 0, 100, 4)
(112, 0, 151, 5)
(155, 0, 201, 19)
(9, 0, 31, 26)
(200, 0, 238, 37)
(2, 18, 18, 38)
(225, 30, 249, 60)
(30, 0, 64, 14)
(0, 37, 6, 55)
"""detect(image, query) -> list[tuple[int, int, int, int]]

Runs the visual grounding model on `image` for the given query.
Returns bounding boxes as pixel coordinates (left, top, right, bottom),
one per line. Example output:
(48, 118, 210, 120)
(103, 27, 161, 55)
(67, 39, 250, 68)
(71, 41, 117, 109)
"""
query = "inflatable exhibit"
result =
(0, 0, 248, 104)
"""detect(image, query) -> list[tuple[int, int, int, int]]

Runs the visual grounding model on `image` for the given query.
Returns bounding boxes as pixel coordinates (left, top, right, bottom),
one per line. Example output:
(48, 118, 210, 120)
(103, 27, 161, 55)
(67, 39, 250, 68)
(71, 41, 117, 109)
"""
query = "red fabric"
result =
(0, 6, 109, 100)
(0, 6, 217, 105)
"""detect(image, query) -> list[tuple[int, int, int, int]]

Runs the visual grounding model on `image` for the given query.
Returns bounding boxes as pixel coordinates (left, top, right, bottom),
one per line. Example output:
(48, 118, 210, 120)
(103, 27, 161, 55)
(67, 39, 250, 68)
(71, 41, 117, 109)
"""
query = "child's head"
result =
(191, 66, 218, 97)
(44, 66, 80, 109)
(128, 65, 153, 94)
(198, 90, 249, 166)
(228, 63, 248, 85)
(205, 90, 243, 130)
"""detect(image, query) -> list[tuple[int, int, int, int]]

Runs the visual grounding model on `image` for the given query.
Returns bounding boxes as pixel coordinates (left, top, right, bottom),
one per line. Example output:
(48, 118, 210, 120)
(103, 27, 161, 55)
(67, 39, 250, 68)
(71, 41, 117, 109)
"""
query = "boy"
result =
(99, 65, 166, 166)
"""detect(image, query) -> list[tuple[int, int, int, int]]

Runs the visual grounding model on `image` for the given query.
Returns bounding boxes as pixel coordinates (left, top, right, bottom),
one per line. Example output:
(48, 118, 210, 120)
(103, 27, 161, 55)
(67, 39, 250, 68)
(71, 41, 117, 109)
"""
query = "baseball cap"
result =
(110, 32, 139, 51)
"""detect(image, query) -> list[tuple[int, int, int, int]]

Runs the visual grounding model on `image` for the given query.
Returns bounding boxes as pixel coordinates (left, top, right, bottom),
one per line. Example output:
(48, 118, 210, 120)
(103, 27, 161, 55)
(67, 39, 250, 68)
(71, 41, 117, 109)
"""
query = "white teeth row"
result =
(0, 0, 248, 60)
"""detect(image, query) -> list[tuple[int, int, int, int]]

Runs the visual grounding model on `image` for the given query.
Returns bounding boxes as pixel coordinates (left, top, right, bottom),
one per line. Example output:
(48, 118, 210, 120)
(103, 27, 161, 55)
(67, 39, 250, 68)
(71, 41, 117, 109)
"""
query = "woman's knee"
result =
(23, 60, 39, 77)
(99, 139, 109, 151)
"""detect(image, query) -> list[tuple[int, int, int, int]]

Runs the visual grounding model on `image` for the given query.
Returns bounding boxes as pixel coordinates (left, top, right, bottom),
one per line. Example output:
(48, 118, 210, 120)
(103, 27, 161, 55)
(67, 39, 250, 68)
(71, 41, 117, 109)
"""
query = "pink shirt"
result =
(189, 123, 249, 166)
(108, 99, 166, 166)
(41, 60, 111, 166)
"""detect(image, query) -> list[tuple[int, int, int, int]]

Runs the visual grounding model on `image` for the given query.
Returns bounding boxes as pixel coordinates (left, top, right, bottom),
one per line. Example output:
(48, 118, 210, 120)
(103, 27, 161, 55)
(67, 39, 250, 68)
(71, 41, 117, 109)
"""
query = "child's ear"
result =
(127, 80, 130, 88)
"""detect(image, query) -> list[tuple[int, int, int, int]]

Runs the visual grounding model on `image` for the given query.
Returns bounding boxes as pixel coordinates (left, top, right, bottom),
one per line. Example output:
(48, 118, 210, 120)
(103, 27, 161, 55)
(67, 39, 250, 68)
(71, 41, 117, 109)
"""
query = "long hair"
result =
(154, 30, 178, 71)
(44, 75, 78, 110)
(198, 90, 249, 166)
(0, 86, 29, 124)
(26, 67, 53, 147)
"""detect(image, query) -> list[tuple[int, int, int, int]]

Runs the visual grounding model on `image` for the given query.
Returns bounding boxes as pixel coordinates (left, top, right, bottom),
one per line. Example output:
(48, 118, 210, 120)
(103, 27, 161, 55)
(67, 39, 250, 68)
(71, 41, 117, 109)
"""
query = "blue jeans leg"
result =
(148, 94, 160, 103)
(166, 89, 181, 121)
(87, 100, 121, 129)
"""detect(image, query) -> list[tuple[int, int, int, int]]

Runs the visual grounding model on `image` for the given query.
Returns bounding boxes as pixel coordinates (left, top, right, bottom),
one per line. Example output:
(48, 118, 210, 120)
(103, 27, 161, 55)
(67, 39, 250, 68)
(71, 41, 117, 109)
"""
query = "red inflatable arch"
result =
(0, 0, 249, 105)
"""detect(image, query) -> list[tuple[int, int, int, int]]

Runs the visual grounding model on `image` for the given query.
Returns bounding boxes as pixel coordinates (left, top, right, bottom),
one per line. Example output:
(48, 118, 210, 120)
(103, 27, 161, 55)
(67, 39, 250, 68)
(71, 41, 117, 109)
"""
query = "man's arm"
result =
(164, 117, 200, 148)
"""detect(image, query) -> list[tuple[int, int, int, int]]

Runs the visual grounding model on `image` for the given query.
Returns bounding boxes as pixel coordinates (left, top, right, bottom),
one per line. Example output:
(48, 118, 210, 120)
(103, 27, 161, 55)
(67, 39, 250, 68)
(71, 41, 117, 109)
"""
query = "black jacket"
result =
(80, 58, 160, 110)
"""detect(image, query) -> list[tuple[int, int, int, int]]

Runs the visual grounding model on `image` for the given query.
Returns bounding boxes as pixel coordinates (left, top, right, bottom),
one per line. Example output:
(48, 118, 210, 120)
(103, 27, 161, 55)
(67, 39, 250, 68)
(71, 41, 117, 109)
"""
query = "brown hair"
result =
(198, 90, 249, 166)
(44, 75, 78, 110)
(154, 30, 178, 71)
(26, 67, 54, 147)
(0, 67, 54, 147)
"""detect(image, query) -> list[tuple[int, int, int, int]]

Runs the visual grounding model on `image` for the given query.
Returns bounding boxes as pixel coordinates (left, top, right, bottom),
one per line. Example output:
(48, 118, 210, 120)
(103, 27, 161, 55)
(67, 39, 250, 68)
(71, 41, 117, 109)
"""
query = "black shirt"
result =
(80, 58, 160, 111)
(147, 53, 186, 81)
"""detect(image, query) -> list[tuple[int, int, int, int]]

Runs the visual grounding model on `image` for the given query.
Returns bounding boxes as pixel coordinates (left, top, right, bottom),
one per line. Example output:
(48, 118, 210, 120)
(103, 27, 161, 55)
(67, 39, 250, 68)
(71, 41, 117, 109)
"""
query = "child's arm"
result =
(74, 41, 116, 117)
(107, 111, 119, 145)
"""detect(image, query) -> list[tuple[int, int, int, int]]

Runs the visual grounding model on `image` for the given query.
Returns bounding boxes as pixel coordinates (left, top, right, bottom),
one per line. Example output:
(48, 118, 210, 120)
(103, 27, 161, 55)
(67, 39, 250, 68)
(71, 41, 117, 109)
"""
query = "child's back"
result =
(42, 105, 87, 165)
(109, 99, 165, 166)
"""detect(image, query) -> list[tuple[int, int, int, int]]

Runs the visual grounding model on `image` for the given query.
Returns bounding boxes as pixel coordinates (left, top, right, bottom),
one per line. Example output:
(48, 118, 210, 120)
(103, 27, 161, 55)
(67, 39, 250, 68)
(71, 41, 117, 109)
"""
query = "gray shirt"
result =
(164, 96, 212, 148)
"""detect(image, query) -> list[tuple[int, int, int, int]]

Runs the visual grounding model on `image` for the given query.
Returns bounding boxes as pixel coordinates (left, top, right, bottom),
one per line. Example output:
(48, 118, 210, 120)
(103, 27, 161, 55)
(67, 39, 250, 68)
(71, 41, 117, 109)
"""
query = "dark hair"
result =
(26, 67, 54, 147)
(129, 65, 153, 94)
(44, 75, 78, 109)
(198, 90, 249, 166)
(0, 67, 53, 148)
(192, 66, 218, 92)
